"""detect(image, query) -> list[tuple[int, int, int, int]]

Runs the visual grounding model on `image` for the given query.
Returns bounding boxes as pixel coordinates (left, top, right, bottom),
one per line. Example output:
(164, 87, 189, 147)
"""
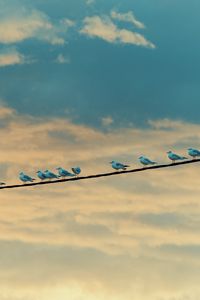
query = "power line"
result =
(0, 159, 200, 190)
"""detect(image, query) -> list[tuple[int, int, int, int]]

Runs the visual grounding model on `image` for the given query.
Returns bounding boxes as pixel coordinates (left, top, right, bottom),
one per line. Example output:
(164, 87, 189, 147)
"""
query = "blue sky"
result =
(1, 0, 200, 127)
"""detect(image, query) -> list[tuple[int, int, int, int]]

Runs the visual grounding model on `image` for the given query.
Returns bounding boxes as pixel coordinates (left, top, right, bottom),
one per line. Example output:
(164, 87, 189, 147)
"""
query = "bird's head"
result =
(188, 148, 193, 151)
(167, 151, 172, 154)
(19, 172, 24, 175)
(139, 156, 144, 159)
(110, 161, 115, 164)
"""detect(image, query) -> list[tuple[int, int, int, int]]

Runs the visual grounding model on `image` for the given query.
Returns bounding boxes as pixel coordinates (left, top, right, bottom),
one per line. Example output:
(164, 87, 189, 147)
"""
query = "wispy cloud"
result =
(85, 0, 95, 5)
(111, 11, 145, 29)
(80, 15, 155, 48)
(55, 53, 70, 64)
(101, 116, 114, 126)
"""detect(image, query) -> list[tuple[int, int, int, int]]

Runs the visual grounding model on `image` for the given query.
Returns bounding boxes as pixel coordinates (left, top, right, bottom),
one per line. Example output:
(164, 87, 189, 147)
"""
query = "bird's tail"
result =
(123, 165, 130, 170)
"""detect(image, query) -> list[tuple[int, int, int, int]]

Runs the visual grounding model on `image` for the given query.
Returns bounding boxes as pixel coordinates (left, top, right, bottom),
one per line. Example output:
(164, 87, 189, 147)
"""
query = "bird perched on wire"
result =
(71, 167, 81, 176)
(167, 151, 187, 163)
(19, 172, 35, 183)
(56, 167, 75, 178)
(110, 161, 129, 171)
(188, 148, 200, 159)
(139, 156, 156, 167)
(44, 170, 59, 179)
(36, 170, 48, 180)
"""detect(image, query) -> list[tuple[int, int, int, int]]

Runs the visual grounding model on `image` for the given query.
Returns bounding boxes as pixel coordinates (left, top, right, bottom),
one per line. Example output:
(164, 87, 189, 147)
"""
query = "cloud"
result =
(101, 116, 114, 126)
(85, 0, 95, 5)
(0, 7, 74, 45)
(55, 53, 70, 64)
(80, 15, 155, 48)
(111, 11, 145, 29)
(0, 104, 15, 117)
(0, 48, 29, 67)
(0, 104, 200, 299)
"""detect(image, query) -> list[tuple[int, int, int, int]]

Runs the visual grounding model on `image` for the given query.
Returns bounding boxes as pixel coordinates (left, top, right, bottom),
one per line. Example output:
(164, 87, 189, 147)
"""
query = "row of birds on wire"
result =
(0, 148, 200, 186)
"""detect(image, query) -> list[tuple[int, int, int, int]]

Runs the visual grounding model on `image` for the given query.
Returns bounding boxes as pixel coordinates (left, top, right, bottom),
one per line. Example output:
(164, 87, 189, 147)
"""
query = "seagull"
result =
(139, 156, 156, 167)
(19, 172, 35, 183)
(71, 167, 81, 176)
(36, 171, 48, 180)
(110, 161, 129, 171)
(188, 148, 200, 159)
(44, 170, 59, 179)
(56, 167, 75, 178)
(167, 151, 187, 163)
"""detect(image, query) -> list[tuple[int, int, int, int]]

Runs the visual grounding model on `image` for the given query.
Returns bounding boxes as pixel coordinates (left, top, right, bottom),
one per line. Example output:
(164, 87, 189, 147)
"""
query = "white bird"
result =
(188, 148, 200, 159)
(56, 167, 75, 178)
(167, 151, 187, 163)
(139, 156, 156, 167)
(44, 170, 59, 179)
(110, 161, 129, 171)
(19, 172, 35, 183)
(36, 171, 48, 180)
(71, 167, 81, 176)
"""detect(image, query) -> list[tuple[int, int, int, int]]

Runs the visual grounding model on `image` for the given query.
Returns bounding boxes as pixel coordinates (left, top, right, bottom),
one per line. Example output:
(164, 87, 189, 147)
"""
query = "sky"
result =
(0, 0, 200, 299)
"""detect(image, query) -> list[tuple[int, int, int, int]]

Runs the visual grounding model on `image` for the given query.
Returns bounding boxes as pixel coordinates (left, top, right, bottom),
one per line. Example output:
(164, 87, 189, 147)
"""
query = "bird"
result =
(19, 172, 35, 183)
(167, 151, 187, 163)
(56, 167, 75, 178)
(44, 170, 59, 179)
(188, 148, 200, 159)
(110, 161, 129, 171)
(139, 156, 156, 167)
(71, 167, 81, 176)
(0, 182, 5, 186)
(36, 170, 48, 180)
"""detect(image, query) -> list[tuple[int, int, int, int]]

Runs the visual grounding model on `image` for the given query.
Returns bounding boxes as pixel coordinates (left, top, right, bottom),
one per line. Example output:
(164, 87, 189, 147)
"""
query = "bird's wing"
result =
(171, 154, 181, 159)
(24, 175, 32, 180)
(115, 163, 124, 168)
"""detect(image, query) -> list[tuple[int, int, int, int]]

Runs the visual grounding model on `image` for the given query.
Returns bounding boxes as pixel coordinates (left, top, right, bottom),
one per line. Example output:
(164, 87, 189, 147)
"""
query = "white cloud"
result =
(80, 15, 155, 48)
(0, 48, 26, 67)
(86, 0, 95, 5)
(55, 53, 70, 64)
(101, 116, 114, 126)
(0, 8, 74, 45)
(111, 11, 145, 29)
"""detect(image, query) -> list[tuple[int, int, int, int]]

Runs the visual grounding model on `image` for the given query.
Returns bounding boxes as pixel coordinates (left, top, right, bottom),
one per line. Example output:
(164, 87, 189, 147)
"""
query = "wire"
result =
(0, 159, 199, 190)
